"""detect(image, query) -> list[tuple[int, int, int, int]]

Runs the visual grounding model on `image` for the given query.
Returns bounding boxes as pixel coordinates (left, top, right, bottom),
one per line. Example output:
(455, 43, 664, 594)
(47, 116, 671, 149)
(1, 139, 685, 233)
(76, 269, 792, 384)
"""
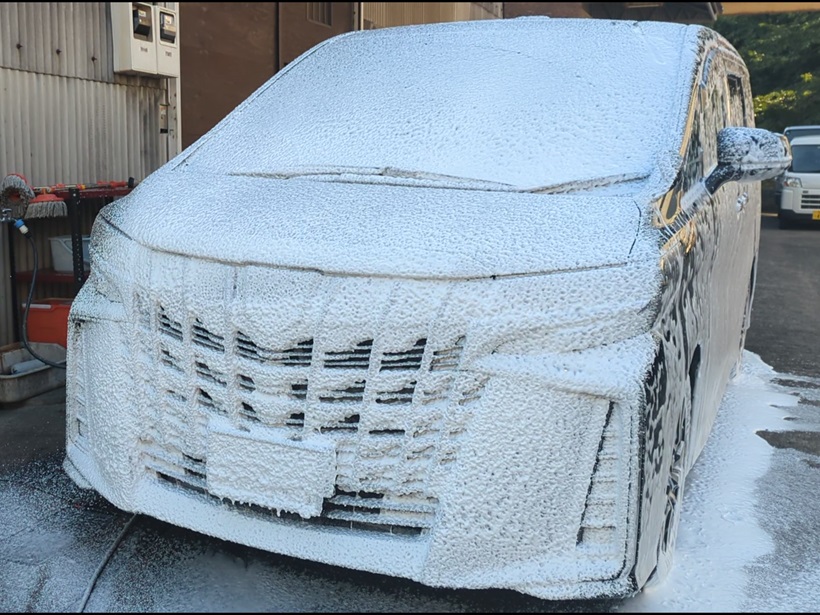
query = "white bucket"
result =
(49, 235, 91, 273)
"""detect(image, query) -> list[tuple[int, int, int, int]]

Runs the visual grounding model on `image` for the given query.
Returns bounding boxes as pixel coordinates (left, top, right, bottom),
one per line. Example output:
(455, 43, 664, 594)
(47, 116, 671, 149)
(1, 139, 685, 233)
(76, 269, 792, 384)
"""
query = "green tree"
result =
(712, 12, 820, 131)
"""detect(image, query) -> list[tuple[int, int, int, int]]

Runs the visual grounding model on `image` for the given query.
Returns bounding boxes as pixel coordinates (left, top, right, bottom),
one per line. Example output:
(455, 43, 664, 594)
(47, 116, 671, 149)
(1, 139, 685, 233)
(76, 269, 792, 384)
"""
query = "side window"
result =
(659, 54, 737, 225)
(681, 110, 703, 196)
(727, 74, 747, 127)
(701, 71, 729, 173)
(659, 98, 702, 225)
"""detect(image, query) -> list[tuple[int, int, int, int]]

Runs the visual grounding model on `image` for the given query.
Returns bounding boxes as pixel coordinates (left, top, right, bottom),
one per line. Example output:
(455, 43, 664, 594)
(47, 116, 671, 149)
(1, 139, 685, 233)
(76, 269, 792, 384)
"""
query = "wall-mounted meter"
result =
(154, 5, 180, 77)
(111, 2, 157, 75)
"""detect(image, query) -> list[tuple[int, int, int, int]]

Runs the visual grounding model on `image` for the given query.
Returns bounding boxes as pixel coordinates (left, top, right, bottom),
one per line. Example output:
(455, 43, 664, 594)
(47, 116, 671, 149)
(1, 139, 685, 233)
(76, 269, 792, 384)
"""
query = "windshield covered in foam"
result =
(180, 18, 695, 191)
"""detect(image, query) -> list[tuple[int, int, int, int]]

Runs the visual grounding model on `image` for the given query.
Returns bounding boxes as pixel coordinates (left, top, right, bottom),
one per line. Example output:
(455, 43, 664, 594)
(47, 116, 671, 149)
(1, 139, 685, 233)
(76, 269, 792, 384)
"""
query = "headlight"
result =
(491, 298, 654, 355)
(782, 177, 801, 188)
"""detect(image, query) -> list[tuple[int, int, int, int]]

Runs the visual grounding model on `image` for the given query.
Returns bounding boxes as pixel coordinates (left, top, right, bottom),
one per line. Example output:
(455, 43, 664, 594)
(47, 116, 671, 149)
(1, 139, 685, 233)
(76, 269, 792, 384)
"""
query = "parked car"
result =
(772, 126, 820, 205)
(63, 17, 790, 600)
(778, 134, 820, 228)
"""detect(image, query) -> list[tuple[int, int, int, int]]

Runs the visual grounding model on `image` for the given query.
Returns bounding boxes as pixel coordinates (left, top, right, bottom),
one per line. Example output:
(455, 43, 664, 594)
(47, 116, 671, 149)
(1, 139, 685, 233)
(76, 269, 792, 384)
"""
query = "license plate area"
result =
(206, 417, 336, 518)
(812, 211, 820, 221)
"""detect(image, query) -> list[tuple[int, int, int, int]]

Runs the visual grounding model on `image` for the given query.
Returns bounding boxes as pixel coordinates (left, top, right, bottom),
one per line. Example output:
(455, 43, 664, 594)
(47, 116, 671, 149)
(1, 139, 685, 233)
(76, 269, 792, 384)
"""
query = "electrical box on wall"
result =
(154, 5, 180, 77)
(111, 2, 157, 75)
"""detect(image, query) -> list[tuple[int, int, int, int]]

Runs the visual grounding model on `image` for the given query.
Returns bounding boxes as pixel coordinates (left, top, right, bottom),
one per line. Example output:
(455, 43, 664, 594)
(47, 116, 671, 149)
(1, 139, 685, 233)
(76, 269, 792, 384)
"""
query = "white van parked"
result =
(778, 134, 820, 228)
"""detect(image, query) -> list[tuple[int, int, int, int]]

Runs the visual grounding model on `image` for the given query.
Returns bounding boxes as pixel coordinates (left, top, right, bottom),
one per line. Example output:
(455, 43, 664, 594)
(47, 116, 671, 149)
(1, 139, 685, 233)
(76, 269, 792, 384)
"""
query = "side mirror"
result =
(705, 127, 792, 194)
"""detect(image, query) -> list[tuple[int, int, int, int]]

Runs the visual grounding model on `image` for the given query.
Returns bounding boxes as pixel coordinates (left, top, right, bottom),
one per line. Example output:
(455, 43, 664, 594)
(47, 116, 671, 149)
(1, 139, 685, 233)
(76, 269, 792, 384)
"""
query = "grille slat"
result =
(193, 320, 225, 352)
(196, 361, 227, 387)
(318, 381, 366, 404)
(577, 403, 622, 551)
(459, 375, 489, 405)
(324, 340, 373, 370)
(379, 339, 427, 371)
(160, 347, 183, 372)
(329, 493, 437, 514)
(430, 336, 465, 371)
(322, 508, 435, 530)
(376, 382, 416, 405)
(237, 333, 314, 366)
(158, 307, 183, 341)
(197, 388, 227, 414)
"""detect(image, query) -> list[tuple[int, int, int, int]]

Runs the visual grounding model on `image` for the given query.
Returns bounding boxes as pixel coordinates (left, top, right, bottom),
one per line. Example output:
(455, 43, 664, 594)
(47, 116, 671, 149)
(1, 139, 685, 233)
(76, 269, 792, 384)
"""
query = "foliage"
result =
(712, 12, 820, 131)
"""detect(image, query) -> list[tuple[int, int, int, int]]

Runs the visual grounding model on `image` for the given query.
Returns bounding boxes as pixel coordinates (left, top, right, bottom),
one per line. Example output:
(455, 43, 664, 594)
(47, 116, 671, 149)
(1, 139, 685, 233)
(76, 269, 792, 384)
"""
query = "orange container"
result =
(24, 298, 73, 348)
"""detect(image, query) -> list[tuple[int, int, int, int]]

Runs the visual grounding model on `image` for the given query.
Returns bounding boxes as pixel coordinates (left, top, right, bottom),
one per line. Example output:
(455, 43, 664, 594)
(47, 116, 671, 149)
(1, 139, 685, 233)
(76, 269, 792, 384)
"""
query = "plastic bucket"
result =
(49, 235, 90, 273)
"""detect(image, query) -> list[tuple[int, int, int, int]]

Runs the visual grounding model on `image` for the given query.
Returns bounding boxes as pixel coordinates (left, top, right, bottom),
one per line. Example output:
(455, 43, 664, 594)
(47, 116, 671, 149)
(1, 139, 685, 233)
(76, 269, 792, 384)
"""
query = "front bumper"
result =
(779, 187, 820, 222)
(778, 208, 820, 225)
(65, 239, 658, 599)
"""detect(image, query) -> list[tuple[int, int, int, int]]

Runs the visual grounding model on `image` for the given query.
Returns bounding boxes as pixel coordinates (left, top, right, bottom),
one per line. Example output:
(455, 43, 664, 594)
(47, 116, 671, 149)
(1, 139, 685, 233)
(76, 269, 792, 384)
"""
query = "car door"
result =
(686, 50, 759, 463)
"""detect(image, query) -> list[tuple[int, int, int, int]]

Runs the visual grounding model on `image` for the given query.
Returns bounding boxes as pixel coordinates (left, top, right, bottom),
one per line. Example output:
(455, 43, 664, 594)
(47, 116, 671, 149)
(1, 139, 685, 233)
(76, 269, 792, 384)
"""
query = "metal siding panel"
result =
(0, 3, 14, 70)
(0, 2, 123, 83)
(34, 3, 47, 74)
(48, 2, 59, 76)
(61, 2, 75, 79)
(0, 67, 163, 186)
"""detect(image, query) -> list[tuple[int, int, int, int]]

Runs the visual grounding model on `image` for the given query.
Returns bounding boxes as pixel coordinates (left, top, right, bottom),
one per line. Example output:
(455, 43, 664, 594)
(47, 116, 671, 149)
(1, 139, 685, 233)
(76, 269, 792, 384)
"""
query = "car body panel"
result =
(99, 171, 646, 280)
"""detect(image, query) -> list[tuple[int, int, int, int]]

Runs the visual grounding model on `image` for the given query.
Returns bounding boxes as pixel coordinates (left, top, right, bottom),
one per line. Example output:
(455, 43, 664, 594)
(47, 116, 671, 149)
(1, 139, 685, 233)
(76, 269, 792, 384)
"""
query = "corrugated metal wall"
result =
(0, 2, 173, 347)
(0, 69, 165, 185)
(361, 2, 502, 29)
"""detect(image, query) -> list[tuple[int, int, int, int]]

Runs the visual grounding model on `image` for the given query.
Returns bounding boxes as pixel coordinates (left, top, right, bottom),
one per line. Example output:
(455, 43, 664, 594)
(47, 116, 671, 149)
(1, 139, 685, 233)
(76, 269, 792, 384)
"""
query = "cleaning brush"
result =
(0, 173, 35, 218)
(25, 192, 68, 218)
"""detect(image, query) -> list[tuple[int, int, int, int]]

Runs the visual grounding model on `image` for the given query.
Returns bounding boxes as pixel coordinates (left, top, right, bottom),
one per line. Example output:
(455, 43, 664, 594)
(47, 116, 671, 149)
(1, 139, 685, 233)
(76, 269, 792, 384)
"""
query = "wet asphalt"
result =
(745, 214, 820, 456)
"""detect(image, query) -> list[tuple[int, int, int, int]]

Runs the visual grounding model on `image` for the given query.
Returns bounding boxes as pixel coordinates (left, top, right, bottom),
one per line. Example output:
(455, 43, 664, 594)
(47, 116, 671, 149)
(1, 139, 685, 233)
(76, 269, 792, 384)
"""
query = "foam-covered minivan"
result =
(64, 17, 790, 600)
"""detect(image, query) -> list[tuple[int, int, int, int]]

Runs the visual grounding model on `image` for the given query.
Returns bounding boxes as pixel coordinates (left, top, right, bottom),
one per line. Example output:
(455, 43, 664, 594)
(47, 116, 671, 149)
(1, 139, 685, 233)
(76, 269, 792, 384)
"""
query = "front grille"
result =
(801, 191, 820, 209)
(135, 292, 483, 536)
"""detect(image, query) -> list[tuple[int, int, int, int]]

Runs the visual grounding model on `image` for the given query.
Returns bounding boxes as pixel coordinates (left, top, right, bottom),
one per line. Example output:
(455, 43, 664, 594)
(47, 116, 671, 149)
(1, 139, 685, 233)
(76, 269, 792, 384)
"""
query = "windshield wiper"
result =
(230, 167, 650, 195)
(229, 166, 519, 191)
(526, 172, 650, 194)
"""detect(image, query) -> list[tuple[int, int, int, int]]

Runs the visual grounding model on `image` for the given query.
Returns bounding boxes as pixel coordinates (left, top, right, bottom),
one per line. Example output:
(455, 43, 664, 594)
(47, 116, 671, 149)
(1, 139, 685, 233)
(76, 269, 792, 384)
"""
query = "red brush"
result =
(0, 173, 36, 218)
(25, 192, 68, 218)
